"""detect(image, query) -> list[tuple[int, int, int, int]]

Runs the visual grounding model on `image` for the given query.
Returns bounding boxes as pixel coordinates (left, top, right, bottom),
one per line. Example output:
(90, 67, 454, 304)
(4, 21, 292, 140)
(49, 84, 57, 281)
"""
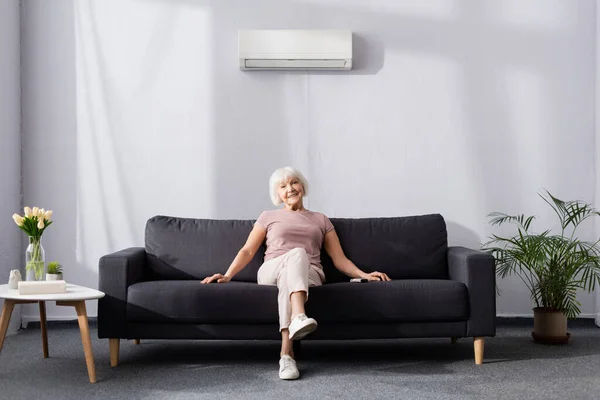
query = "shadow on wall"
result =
(446, 221, 481, 250)
(351, 34, 385, 75)
(0, 0, 21, 334)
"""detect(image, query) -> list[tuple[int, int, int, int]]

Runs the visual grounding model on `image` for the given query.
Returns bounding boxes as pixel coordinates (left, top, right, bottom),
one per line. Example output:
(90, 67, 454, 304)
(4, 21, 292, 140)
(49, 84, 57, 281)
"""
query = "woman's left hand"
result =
(362, 271, 391, 281)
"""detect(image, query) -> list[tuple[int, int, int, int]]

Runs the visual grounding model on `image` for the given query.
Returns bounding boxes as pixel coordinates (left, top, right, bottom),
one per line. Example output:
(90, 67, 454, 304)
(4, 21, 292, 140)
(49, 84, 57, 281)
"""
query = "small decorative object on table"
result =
(46, 261, 63, 281)
(12, 206, 54, 281)
(8, 269, 22, 289)
(17, 280, 67, 295)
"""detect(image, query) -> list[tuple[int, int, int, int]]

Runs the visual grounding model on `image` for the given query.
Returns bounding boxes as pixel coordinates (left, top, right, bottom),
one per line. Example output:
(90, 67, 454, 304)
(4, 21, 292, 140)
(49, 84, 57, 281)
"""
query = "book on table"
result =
(17, 280, 67, 295)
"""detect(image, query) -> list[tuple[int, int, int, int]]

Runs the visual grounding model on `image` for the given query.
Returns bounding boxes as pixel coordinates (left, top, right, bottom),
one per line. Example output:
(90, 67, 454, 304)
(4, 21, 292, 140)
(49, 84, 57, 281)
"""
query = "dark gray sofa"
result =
(98, 213, 496, 366)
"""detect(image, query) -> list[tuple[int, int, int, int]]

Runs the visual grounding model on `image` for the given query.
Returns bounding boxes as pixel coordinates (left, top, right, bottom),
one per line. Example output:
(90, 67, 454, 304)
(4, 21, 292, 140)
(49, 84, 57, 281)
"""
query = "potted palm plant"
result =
(483, 191, 600, 344)
(46, 261, 63, 281)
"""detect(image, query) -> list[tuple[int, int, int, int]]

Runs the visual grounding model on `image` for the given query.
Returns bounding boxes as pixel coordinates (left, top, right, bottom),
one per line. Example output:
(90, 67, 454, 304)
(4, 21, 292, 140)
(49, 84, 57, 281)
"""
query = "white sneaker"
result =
(288, 313, 318, 341)
(279, 355, 300, 380)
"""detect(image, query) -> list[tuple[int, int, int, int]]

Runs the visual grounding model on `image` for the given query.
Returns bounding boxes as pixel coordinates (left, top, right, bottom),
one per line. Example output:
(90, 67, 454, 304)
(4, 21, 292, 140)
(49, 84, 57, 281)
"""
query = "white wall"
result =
(0, 0, 22, 333)
(20, 0, 597, 321)
(21, 0, 78, 322)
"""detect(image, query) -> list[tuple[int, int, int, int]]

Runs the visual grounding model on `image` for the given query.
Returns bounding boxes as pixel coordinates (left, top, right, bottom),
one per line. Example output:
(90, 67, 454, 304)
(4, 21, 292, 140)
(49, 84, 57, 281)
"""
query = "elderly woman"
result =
(201, 167, 390, 380)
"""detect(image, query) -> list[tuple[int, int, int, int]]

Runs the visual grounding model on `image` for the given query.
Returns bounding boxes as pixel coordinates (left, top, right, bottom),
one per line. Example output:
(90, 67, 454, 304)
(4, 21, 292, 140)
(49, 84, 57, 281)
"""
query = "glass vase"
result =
(26, 236, 45, 281)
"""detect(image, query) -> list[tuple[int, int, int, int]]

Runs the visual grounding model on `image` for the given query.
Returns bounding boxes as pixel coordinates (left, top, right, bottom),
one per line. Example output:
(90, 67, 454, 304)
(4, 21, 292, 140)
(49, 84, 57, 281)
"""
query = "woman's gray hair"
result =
(269, 166, 309, 206)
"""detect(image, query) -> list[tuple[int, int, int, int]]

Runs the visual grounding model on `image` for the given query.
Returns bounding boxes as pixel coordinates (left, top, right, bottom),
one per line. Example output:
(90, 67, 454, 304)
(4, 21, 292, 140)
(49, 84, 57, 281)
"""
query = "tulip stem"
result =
(26, 237, 44, 280)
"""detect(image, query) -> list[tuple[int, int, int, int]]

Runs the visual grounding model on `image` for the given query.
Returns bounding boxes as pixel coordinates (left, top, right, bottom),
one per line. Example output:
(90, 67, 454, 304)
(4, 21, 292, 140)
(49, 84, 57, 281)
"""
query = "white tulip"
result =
(37, 219, 45, 229)
(12, 214, 24, 226)
(43, 210, 53, 221)
(24, 207, 32, 217)
(32, 207, 39, 216)
(38, 208, 45, 217)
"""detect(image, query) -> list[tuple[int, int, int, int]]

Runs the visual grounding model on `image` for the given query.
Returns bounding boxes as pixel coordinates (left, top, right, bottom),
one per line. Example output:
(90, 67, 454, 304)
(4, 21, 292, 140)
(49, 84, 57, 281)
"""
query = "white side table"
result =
(0, 283, 105, 383)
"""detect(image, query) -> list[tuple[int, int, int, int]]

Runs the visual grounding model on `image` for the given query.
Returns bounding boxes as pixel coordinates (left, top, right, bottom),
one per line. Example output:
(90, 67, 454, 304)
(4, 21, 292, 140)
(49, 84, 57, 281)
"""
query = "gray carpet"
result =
(0, 318, 599, 400)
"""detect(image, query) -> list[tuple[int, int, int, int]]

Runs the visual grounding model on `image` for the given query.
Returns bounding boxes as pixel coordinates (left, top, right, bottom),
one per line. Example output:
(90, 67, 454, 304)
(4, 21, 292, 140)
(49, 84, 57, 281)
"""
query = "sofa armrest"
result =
(98, 247, 146, 339)
(447, 246, 496, 337)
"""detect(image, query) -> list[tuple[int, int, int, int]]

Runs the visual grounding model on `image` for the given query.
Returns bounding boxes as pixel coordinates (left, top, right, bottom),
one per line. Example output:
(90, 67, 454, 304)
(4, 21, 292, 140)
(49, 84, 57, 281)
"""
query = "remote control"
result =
(350, 278, 369, 283)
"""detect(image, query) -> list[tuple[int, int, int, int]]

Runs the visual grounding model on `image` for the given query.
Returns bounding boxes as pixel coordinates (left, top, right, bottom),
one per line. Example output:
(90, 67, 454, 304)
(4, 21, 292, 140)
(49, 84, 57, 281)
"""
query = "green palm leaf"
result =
(482, 191, 600, 319)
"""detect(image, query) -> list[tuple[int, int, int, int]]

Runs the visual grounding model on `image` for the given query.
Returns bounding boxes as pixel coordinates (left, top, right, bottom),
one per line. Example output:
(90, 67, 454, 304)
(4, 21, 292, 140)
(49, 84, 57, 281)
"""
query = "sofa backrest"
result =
(323, 214, 448, 283)
(145, 216, 264, 282)
(145, 213, 448, 283)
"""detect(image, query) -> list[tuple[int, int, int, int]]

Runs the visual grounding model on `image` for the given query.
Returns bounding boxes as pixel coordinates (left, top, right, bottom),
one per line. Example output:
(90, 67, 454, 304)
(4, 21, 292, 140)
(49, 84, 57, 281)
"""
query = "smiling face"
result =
(277, 176, 305, 210)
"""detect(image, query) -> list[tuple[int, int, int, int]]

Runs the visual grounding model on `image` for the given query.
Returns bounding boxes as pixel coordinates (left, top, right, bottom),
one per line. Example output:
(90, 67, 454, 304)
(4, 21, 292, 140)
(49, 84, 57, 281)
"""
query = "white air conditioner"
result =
(238, 30, 353, 71)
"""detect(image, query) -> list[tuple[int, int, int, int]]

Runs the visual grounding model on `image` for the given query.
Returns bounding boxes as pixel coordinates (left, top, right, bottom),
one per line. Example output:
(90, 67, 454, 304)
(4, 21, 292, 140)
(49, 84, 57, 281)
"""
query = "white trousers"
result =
(257, 247, 325, 331)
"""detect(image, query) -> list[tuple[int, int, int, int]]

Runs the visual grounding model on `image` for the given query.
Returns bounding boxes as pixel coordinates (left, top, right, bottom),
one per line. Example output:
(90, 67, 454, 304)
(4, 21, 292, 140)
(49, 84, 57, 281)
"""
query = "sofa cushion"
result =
(145, 216, 265, 282)
(323, 214, 448, 283)
(306, 280, 468, 323)
(127, 281, 279, 324)
(127, 279, 468, 324)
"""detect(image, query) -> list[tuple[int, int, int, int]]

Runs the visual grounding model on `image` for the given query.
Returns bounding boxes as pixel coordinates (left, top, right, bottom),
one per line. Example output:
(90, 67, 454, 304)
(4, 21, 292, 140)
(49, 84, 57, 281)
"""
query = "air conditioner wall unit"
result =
(238, 30, 353, 71)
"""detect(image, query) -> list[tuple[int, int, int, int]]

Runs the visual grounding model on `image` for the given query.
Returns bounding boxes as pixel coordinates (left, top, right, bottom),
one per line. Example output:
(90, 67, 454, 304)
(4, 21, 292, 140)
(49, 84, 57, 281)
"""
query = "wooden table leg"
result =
(0, 300, 16, 356)
(57, 300, 97, 383)
(74, 301, 96, 383)
(39, 301, 49, 358)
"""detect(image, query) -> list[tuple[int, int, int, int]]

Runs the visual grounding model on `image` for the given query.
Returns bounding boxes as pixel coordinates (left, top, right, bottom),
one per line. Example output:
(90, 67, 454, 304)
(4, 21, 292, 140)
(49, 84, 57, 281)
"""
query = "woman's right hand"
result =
(201, 273, 232, 284)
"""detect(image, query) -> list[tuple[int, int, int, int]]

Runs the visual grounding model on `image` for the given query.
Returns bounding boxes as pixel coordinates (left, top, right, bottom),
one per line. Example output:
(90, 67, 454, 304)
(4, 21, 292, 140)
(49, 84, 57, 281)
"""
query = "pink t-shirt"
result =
(255, 209, 335, 265)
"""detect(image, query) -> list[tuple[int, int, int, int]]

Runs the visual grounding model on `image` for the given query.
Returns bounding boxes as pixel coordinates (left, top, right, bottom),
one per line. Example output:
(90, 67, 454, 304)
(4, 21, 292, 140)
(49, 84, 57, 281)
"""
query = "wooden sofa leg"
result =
(451, 337, 458, 344)
(110, 338, 120, 367)
(474, 337, 484, 365)
(134, 339, 140, 345)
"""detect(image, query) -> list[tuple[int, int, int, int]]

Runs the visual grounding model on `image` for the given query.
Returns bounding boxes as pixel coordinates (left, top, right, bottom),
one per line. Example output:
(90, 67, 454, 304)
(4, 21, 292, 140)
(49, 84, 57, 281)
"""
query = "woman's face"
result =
(277, 176, 304, 208)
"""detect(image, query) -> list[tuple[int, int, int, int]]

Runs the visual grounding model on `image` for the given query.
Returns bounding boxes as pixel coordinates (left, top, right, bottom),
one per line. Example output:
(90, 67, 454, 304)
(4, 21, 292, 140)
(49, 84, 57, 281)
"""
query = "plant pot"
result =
(532, 307, 570, 344)
(46, 273, 63, 281)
